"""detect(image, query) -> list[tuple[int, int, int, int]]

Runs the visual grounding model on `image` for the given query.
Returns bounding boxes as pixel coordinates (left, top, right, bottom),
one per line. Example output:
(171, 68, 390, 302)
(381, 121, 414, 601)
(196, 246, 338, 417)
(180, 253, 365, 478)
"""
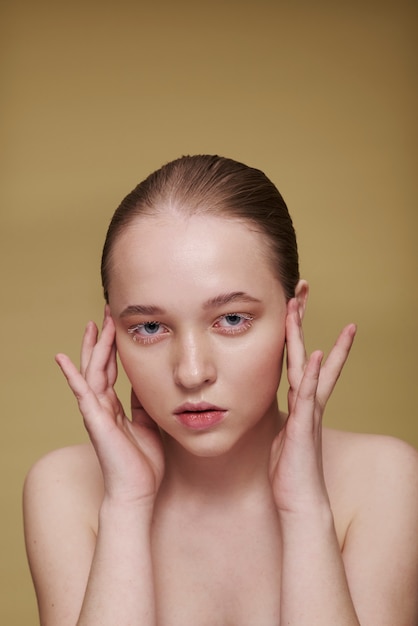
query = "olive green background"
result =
(1, 1, 417, 623)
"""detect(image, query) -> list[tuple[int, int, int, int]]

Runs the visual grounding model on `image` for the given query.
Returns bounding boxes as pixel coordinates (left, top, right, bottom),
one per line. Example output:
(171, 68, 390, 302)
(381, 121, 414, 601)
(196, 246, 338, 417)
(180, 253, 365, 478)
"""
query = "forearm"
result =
(77, 497, 157, 626)
(279, 506, 360, 626)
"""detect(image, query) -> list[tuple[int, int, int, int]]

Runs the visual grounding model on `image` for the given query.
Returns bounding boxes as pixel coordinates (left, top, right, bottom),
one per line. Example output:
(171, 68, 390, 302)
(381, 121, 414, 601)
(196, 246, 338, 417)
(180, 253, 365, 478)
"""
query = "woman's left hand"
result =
(269, 298, 356, 517)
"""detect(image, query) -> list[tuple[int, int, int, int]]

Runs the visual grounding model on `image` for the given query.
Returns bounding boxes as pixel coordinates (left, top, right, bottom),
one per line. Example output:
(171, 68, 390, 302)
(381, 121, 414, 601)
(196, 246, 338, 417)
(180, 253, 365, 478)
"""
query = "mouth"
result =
(173, 402, 227, 431)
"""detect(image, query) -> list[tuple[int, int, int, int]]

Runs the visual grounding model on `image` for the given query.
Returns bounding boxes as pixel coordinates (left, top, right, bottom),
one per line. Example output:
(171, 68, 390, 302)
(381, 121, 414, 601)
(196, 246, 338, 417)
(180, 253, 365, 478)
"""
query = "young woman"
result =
(24, 155, 418, 626)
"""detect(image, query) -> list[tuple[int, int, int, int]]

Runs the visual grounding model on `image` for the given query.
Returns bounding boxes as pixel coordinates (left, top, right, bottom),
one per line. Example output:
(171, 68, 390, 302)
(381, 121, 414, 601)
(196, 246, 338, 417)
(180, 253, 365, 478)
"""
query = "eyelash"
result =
(213, 313, 254, 334)
(127, 313, 254, 344)
(127, 321, 167, 344)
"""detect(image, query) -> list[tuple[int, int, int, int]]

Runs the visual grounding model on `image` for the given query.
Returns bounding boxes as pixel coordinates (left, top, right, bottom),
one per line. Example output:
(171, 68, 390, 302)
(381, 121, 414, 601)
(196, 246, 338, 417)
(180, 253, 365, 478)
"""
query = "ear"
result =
(294, 279, 309, 321)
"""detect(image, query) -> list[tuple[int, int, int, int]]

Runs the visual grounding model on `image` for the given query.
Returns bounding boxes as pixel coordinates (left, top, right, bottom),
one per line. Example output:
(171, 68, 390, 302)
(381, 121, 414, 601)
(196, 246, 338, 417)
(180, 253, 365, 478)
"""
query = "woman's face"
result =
(108, 212, 290, 457)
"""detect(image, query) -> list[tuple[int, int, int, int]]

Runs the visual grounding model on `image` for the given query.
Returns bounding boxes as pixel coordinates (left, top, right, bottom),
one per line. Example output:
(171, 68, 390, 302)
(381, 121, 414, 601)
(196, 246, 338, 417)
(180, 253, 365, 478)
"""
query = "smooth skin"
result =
(24, 213, 418, 625)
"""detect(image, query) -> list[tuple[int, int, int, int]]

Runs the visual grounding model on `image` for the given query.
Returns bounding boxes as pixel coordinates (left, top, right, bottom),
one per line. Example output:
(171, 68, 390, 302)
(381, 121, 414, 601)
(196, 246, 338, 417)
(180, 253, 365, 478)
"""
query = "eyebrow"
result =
(202, 291, 261, 309)
(119, 291, 261, 318)
(120, 304, 166, 318)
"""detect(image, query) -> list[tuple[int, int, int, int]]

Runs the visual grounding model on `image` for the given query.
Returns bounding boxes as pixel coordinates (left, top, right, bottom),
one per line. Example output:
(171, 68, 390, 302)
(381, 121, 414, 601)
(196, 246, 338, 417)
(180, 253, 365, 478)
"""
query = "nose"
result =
(173, 331, 217, 390)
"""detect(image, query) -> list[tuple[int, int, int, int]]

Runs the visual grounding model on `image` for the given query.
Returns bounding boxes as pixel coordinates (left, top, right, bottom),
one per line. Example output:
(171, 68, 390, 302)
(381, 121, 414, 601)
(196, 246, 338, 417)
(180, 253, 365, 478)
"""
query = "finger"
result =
(107, 340, 118, 388)
(84, 315, 117, 389)
(289, 350, 323, 430)
(80, 321, 99, 376)
(286, 298, 307, 375)
(285, 298, 307, 399)
(56, 353, 104, 423)
(98, 309, 118, 387)
(56, 353, 123, 456)
(318, 323, 356, 405)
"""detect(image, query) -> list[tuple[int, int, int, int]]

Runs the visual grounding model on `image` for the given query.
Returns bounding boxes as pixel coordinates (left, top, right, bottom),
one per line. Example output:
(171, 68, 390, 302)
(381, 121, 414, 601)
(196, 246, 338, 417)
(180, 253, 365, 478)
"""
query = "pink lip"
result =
(174, 402, 227, 431)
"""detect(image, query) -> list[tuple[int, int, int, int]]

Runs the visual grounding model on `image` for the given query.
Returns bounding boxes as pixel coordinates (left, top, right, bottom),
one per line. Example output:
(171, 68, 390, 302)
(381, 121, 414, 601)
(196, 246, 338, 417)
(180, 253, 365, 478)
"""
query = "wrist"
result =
(100, 493, 156, 525)
(278, 501, 335, 535)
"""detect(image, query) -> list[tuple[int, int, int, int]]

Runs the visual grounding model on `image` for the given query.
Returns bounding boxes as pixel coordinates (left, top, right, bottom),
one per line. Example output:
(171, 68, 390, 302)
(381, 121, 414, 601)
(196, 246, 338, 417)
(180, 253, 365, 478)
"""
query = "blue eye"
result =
(142, 322, 160, 334)
(224, 314, 243, 326)
(214, 313, 254, 334)
(127, 321, 167, 343)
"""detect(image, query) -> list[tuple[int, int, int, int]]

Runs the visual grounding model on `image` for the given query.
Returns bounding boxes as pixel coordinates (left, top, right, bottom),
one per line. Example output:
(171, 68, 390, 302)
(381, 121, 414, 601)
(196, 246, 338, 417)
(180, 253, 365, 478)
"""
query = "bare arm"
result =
(271, 339, 361, 624)
(24, 311, 164, 625)
(342, 435, 418, 625)
(270, 299, 418, 624)
(78, 497, 156, 626)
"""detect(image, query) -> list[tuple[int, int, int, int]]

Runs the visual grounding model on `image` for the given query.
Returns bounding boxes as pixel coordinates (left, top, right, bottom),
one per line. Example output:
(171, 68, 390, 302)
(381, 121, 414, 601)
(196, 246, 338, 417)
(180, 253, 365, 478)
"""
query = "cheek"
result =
(252, 334, 285, 386)
(224, 327, 286, 392)
(116, 338, 166, 403)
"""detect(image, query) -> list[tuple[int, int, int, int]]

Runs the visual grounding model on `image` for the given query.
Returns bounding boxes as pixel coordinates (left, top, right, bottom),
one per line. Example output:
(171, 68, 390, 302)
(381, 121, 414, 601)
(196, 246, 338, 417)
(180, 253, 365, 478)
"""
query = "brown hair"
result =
(101, 155, 299, 301)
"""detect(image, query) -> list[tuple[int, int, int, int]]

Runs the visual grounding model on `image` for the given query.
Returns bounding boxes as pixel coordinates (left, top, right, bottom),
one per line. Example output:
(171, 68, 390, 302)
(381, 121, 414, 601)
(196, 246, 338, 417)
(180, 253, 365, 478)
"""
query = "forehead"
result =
(111, 213, 270, 273)
(108, 213, 281, 303)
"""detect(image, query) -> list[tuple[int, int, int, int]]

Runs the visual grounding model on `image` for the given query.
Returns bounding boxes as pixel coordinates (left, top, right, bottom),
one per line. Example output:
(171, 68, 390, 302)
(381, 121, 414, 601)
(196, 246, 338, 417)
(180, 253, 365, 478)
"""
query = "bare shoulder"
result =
(24, 442, 104, 543)
(323, 427, 418, 491)
(24, 443, 103, 521)
(23, 445, 104, 623)
(25, 442, 100, 477)
(323, 430, 418, 624)
(323, 427, 418, 544)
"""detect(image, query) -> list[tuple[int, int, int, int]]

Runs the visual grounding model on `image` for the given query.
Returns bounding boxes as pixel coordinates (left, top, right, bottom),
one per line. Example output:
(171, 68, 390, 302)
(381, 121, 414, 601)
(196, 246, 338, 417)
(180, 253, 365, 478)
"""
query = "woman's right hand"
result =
(55, 310, 165, 507)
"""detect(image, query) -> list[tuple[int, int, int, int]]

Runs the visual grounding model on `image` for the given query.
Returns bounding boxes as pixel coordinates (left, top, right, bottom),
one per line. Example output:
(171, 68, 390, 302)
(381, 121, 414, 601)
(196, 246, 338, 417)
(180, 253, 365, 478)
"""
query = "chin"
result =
(163, 430, 240, 459)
